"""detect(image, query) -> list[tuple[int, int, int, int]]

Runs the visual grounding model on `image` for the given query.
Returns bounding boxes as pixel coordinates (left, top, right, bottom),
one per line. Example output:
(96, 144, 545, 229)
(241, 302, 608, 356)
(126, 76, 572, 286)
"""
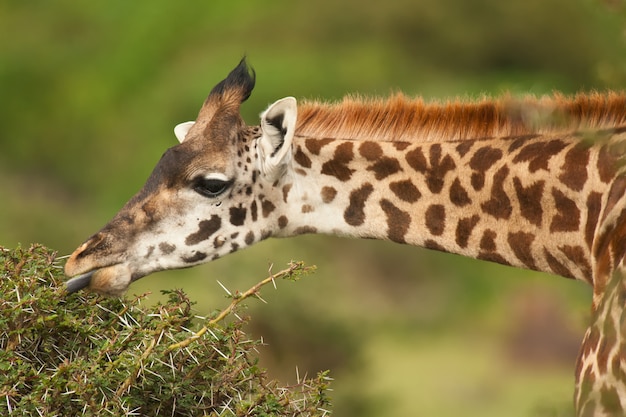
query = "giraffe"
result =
(64, 59, 626, 416)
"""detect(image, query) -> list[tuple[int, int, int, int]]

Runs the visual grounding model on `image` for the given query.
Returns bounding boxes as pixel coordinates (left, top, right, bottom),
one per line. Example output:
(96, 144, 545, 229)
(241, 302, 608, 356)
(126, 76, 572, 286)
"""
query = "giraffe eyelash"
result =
(192, 175, 233, 198)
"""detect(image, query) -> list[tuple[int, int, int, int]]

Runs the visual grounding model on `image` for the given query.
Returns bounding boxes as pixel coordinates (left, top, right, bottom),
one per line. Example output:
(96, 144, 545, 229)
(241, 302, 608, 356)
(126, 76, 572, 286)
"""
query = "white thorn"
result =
(216, 280, 232, 296)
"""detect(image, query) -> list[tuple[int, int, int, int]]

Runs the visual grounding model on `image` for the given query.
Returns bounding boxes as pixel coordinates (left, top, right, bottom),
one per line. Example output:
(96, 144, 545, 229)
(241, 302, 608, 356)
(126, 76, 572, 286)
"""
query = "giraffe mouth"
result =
(65, 270, 96, 293)
(65, 263, 135, 296)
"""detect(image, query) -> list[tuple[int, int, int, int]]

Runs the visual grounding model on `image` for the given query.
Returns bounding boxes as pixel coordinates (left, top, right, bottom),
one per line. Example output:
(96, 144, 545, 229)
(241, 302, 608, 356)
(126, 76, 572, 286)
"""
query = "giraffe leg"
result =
(575, 266, 626, 416)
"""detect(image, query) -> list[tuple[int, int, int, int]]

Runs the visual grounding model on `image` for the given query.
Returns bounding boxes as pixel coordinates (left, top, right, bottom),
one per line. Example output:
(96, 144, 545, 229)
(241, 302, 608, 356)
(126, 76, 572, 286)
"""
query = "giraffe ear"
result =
(174, 121, 195, 143)
(258, 97, 297, 179)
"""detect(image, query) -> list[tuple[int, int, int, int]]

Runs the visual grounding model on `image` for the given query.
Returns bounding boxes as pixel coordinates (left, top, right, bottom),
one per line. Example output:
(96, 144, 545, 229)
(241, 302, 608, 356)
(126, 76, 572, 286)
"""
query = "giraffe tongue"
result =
(65, 271, 95, 294)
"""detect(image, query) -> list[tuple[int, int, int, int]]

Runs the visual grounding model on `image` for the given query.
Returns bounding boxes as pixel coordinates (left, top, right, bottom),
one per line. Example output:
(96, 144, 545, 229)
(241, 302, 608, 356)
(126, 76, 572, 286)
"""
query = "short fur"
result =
(295, 92, 626, 142)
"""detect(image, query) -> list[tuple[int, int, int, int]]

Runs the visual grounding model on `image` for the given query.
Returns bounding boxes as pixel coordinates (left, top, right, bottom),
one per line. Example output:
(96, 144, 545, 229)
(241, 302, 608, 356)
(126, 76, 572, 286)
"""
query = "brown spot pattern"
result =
(513, 139, 568, 172)
(282, 184, 293, 203)
(604, 176, 626, 223)
(507, 135, 540, 153)
(469, 146, 503, 172)
(480, 229, 497, 251)
(471, 172, 485, 191)
(610, 210, 626, 266)
(380, 199, 411, 243)
(344, 183, 374, 226)
(513, 178, 545, 227)
(449, 178, 471, 207)
(455, 215, 480, 248)
(595, 236, 613, 284)
(456, 141, 474, 157)
(359, 142, 383, 160)
(406, 144, 456, 193)
(305, 138, 333, 155)
(367, 157, 402, 180)
(301, 204, 314, 213)
(559, 245, 592, 280)
(550, 188, 580, 232)
(405, 147, 428, 175)
(294, 146, 312, 168)
(261, 200, 276, 218)
(597, 144, 619, 183)
(278, 215, 288, 229)
(321, 186, 337, 203)
(544, 249, 574, 278)
(321, 142, 355, 181)
(468, 146, 503, 191)
(250, 200, 258, 222)
(425, 204, 446, 236)
(424, 239, 446, 251)
(427, 145, 456, 194)
(477, 251, 510, 265)
(585, 191, 602, 248)
(186, 215, 222, 245)
(229, 205, 247, 226)
(559, 143, 590, 191)
(244, 231, 255, 245)
(389, 179, 421, 203)
(393, 142, 410, 151)
(159, 242, 176, 254)
(508, 231, 537, 269)
(481, 166, 512, 220)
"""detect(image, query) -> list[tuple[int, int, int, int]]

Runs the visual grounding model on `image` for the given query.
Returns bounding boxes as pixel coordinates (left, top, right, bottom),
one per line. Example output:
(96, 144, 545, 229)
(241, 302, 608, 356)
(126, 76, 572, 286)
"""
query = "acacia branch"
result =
(167, 261, 315, 352)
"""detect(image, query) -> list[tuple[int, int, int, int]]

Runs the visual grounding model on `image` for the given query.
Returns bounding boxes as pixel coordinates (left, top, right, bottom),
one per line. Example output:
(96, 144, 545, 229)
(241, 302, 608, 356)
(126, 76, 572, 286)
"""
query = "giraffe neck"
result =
(277, 132, 624, 285)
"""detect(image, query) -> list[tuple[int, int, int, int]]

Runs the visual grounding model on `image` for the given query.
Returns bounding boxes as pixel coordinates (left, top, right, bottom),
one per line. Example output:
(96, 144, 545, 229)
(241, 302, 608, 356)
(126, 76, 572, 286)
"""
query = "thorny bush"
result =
(0, 244, 331, 416)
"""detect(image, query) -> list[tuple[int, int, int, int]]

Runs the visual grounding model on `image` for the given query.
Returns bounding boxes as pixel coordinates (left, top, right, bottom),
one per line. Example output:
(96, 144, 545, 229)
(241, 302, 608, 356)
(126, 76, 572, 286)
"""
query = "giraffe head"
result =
(64, 59, 298, 295)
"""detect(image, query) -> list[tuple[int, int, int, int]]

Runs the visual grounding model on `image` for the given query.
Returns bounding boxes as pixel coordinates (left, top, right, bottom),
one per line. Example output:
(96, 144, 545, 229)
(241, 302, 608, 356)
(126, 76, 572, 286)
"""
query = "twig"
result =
(115, 329, 161, 398)
(167, 261, 314, 352)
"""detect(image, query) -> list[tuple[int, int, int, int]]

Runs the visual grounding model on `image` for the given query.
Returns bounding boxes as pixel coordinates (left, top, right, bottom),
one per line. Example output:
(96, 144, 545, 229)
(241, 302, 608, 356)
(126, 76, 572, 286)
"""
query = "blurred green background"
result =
(2, 1, 626, 416)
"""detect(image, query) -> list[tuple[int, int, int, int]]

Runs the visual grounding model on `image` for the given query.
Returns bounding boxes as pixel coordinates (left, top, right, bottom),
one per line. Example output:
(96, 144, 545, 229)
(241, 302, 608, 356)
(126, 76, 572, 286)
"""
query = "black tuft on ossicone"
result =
(208, 57, 256, 103)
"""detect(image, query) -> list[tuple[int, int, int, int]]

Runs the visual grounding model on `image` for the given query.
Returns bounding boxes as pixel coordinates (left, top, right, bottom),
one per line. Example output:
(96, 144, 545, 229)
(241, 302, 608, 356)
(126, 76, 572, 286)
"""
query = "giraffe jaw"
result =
(65, 263, 134, 297)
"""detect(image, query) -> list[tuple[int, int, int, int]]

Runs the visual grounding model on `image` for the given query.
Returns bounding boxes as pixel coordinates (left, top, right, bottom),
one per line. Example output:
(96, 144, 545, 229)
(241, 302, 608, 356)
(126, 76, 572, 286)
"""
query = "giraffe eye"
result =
(192, 177, 231, 198)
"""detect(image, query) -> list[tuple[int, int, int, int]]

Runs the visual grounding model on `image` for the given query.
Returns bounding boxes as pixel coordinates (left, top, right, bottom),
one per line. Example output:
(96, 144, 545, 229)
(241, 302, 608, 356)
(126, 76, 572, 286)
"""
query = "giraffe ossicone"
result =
(64, 59, 626, 416)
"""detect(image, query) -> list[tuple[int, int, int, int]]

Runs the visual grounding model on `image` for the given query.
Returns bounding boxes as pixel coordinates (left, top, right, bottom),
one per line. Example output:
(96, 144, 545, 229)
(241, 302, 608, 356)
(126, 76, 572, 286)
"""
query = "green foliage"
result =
(0, 245, 331, 416)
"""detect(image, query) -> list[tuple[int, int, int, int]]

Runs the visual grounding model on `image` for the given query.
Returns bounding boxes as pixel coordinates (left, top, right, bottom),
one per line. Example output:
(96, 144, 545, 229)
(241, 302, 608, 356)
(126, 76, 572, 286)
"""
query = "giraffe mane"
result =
(294, 92, 626, 142)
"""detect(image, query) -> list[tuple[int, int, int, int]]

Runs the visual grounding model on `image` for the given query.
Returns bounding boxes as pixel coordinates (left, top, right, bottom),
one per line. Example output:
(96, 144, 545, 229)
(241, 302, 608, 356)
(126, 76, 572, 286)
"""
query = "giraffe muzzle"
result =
(64, 263, 133, 297)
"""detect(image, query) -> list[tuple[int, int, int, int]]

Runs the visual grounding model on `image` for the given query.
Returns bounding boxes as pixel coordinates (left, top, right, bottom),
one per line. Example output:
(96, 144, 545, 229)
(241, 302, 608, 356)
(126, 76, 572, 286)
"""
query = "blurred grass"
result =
(1, 1, 625, 416)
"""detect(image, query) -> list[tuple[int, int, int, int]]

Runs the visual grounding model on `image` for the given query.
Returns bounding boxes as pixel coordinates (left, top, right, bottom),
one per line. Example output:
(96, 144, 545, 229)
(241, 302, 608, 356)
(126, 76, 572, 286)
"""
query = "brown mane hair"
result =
(294, 92, 626, 142)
